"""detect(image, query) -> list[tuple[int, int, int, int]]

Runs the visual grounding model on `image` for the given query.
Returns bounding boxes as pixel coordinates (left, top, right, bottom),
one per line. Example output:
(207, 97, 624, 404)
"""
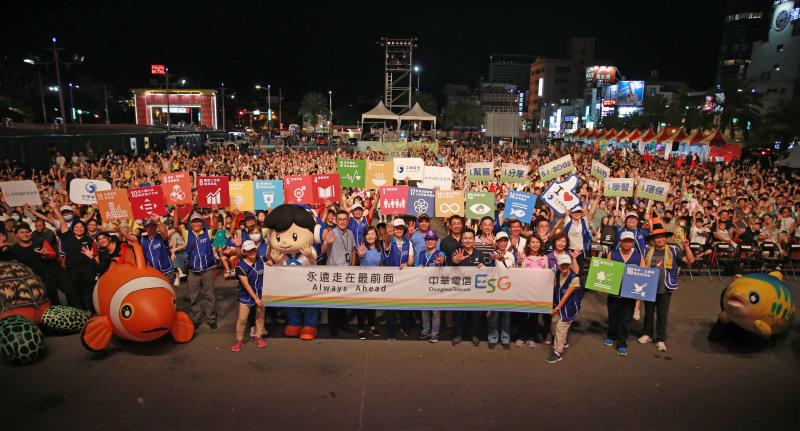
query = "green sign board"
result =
(337, 159, 366, 188)
(585, 257, 624, 296)
(465, 192, 495, 219)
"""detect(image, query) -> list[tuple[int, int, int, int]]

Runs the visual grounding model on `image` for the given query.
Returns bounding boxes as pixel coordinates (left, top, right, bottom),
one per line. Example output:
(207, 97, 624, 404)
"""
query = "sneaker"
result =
(564, 342, 570, 349)
(358, 330, 367, 340)
(603, 338, 615, 347)
(419, 332, 430, 340)
(527, 340, 537, 348)
(369, 327, 381, 337)
(633, 310, 641, 321)
(488, 343, 497, 350)
(545, 351, 563, 363)
(250, 326, 257, 338)
(545, 334, 553, 345)
(617, 346, 628, 356)
(429, 334, 439, 343)
(638, 335, 652, 344)
(255, 337, 266, 348)
(399, 329, 409, 338)
(502, 343, 511, 351)
(451, 336, 462, 346)
(515, 339, 525, 348)
(231, 340, 244, 352)
(387, 337, 396, 342)
(656, 341, 667, 352)
(472, 336, 480, 347)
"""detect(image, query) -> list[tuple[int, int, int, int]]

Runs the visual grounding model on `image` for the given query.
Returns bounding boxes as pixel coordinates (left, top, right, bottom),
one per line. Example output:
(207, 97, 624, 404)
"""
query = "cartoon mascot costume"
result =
(265, 204, 319, 340)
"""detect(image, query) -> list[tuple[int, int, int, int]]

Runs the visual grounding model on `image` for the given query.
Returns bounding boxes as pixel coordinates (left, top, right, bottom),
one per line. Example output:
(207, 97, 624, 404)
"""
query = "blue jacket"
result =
(140, 234, 174, 274)
(348, 216, 369, 246)
(615, 227, 648, 256)
(236, 258, 264, 306)
(554, 271, 581, 322)
(187, 229, 216, 272)
(564, 218, 593, 257)
(383, 238, 411, 267)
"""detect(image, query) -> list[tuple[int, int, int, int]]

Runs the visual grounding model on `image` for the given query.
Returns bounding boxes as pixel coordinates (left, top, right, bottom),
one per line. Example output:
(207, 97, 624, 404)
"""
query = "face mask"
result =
(63, 214, 74, 222)
(249, 233, 261, 242)
(663, 217, 672, 223)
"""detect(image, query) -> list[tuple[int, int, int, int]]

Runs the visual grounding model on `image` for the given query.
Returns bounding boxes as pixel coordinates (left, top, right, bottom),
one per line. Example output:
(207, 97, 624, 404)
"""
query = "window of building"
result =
(555, 67, 571, 74)
(774, 64, 781, 71)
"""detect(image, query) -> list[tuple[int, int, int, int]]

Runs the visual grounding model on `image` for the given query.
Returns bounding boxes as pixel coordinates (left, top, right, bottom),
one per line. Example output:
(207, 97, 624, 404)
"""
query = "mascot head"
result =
(265, 204, 316, 253)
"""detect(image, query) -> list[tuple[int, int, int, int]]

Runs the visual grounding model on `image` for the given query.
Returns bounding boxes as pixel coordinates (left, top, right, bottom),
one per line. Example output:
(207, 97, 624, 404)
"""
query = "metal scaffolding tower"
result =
(379, 37, 417, 113)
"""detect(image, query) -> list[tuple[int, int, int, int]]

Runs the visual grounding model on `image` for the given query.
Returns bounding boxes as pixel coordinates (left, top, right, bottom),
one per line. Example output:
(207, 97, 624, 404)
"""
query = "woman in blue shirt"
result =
(355, 227, 382, 340)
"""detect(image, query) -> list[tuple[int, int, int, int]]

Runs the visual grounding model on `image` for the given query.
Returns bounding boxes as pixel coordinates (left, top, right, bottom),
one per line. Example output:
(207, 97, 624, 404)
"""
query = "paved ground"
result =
(2, 273, 799, 431)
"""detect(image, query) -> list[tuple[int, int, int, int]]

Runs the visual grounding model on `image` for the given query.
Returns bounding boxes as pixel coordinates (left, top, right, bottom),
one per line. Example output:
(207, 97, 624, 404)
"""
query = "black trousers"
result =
(643, 292, 672, 342)
(66, 267, 96, 311)
(38, 269, 62, 306)
(606, 296, 636, 347)
(385, 310, 411, 338)
(454, 311, 481, 339)
(513, 312, 542, 342)
(328, 308, 349, 332)
(356, 309, 376, 331)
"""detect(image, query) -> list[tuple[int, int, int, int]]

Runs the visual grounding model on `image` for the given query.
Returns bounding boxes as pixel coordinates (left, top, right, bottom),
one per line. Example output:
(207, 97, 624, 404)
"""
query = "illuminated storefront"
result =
(132, 88, 217, 129)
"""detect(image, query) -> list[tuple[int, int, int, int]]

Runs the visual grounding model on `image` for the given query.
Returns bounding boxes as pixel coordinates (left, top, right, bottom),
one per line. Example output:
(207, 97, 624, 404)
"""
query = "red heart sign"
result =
(563, 193, 574, 202)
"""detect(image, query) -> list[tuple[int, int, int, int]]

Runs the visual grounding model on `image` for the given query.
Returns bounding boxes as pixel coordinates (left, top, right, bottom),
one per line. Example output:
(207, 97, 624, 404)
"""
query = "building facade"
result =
(488, 54, 535, 89)
(132, 88, 218, 129)
(716, 0, 770, 83)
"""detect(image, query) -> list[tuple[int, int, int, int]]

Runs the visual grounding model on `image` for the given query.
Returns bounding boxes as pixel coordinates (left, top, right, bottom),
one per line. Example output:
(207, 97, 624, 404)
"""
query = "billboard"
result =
(602, 81, 645, 107)
(585, 65, 617, 85)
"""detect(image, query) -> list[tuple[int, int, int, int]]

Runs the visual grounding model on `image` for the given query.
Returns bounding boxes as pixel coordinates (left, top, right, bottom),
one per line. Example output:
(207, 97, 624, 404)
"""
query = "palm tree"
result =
(717, 79, 762, 140)
(298, 92, 327, 131)
(758, 98, 800, 150)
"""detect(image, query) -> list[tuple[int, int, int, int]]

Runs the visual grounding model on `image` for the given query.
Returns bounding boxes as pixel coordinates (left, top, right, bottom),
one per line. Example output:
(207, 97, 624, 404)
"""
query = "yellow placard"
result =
(365, 160, 394, 190)
(228, 181, 254, 211)
(435, 190, 465, 217)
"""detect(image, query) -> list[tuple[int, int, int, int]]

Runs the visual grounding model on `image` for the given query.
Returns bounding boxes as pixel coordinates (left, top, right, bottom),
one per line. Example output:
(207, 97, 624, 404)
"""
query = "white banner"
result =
(69, 178, 112, 205)
(0, 181, 42, 207)
(263, 266, 555, 313)
(538, 155, 576, 182)
(392, 157, 425, 181)
(419, 166, 453, 190)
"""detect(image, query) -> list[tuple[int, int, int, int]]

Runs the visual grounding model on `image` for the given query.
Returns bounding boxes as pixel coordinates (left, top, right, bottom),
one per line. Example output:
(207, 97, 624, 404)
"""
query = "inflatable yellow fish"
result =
(719, 272, 795, 338)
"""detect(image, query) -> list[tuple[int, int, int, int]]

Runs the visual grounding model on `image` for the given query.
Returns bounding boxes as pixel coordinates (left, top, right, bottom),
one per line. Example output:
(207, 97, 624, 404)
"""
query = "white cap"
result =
(60, 205, 74, 213)
(391, 218, 406, 227)
(557, 254, 572, 266)
(620, 231, 636, 241)
(189, 214, 203, 222)
(351, 203, 364, 211)
(242, 240, 257, 251)
(494, 232, 509, 241)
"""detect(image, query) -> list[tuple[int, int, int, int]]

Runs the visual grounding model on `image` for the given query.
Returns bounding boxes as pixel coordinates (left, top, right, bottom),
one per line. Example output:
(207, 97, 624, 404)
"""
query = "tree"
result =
(717, 79, 761, 140)
(443, 99, 481, 129)
(640, 94, 680, 129)
(756, 98, 800, 150)
(683, 106, 715, 131)
(412, 92, 439, 116)
(298, 92, 327, 131)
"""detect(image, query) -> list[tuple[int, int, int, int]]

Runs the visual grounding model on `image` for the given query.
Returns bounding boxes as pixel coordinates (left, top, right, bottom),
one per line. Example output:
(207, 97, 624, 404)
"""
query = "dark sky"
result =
(2, 1, 726, 108)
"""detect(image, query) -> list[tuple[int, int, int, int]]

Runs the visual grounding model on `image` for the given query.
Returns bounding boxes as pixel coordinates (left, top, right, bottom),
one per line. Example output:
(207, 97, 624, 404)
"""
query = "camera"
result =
(482, 255, 494, 266)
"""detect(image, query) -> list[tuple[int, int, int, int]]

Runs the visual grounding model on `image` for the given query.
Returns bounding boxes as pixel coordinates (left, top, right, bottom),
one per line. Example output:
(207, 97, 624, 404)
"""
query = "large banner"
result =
(96, 189, 133, 221)
(283, 175, 313, 205)
(407, 187, 435, 217)
(636, 178, 670, 202)
(393, 157, 425, 181)
(365, 160, 393, 189)
(604, 178, 635, 197)
(161, 172, 192, 205)
(619, 265, 660, 302)
(465, 191, 495, 219)
(197, 176, 230, 208)
(311, 174, 341, 206)
(419, 166, 453, 190)
(253, 180, 284, 210)
(379, 186, 408, 215)
(0, 180, 42, 207)
(466, 162, 494, 182)
(500, 163, 529, 183)
(435, 190, 464, 217)
(229, 181, 255, 212)
(542, 175, 581, 216)
(69, 179, 111, 205)
(262, 266, 555, 313)
(585, 257, 625, 296)
(337, 159, 366, 188)
(503, 190, 537, 223)
(538, 155, 576, 182)
(127, 186, 167, 219)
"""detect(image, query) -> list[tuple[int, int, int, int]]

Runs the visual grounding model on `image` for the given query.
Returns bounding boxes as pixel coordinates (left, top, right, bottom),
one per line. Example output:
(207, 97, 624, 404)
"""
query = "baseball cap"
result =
(60, 205, 74, 213)
(557, 255, 572, 266)
(570, 206, 583, 213)
(424, 230, 439, 240)
(418, 214, 431, 222)
(351, 203, 364, 211)
(189, 214, 203, 222)
(144, 218, 159, 227)
(14, 223, 31, 233)
(494, 231, 509, 241)
(243, 212, 256, 220)
(96, 231, 112, 239)
(242, 240, 257, 251)
(625, 212, 639, 220)
(391, 218, 406, 227)
(620, 231, 636, 241)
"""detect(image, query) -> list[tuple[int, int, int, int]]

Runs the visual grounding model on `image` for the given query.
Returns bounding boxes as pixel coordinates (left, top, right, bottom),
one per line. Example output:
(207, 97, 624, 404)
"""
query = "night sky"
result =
(2, 1, 726, 108)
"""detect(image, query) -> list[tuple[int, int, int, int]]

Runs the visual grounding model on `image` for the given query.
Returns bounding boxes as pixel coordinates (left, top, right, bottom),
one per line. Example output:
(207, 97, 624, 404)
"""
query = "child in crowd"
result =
(546, 254, 582, 364)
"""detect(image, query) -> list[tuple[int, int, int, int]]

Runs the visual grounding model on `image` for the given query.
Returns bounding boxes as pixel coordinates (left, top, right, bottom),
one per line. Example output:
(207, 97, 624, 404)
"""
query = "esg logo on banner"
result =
(474, 274, 510, 293)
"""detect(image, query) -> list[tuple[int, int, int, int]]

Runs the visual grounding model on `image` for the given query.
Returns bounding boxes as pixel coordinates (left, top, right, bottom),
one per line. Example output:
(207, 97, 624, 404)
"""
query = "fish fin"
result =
(718, 311, 730, 324)
(171, 311, 195, 344)
(768, 271, 783, 281)
(81, 316, 114, 352)
(753, 320, 773, 338)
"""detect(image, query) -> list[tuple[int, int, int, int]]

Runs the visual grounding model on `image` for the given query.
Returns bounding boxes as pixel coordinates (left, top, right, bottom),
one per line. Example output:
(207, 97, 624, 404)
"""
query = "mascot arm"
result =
(752, 320, 773, 338)
(171, 311, 195, 343)
(81, 316, 114, 352)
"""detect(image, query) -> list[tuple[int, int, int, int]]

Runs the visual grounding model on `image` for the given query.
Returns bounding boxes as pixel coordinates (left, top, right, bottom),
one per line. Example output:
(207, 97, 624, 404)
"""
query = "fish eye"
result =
(748, 291, 760, 304)
(292, 233, 298, 242)
(121, 303, 134, 319)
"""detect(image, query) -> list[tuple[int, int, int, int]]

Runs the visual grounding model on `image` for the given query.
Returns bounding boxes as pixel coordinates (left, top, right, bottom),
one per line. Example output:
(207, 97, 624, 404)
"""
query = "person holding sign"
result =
(604, 231, 645, 356)
(638, 219, 694, 352)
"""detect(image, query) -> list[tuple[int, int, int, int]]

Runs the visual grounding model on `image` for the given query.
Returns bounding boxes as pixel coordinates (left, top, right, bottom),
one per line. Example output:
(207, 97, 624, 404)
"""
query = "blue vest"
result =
(140, 234, 174, 274)
(187, 229, 216, 272)
(564, 218, 593, 257)
(417, 249, 444, 267)
(236, 258, 264, 306)
(383, 238, 411, 267)
(660, 246, 680, 290)
(554, 271, 582, 322)
(348, 217, 369, 245)
(615, 227, 648, 256)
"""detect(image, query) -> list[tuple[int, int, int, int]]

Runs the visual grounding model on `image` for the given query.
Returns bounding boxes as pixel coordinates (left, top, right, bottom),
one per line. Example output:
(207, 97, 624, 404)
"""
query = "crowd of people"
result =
(0, 140, 797, 363)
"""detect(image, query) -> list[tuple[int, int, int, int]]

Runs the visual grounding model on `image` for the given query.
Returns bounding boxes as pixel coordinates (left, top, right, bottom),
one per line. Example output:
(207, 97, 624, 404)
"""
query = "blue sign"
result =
(619, 265, 660, 302)
(407, 187, 435, 217)
(503, 190, 537, 224)
(253, 180, 284, 210)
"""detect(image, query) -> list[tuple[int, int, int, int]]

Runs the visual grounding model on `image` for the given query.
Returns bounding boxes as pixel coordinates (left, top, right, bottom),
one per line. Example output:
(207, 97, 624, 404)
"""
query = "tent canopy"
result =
(637, 128, 656, 143)
(614, 129, 629, 142)
(662, 129, 688, 145)
(681, 129, 707, 145)
(699, 129, 730, 146)
(620, 129, 642, 143)
(361, 101, 400, 127)
(399, 102, 437, 127)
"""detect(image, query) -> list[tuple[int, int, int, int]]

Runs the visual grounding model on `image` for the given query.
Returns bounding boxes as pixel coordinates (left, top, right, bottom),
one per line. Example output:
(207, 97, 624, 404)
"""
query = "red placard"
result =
(161, 171, 192, 205)
(312, 174, 341, 206)
(151, 64, 166, 75)
(196, 176, 230, 208)
(379, 186, 408, 215)
(283, 175, 313, 205)
(128, 186, 167, 219)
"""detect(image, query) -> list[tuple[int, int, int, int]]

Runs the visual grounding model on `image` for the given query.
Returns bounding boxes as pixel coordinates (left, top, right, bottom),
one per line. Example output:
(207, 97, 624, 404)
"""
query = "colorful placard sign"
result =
(604, 178, 635, 197)
(393, 157, 425, 181)
(283, 175, 314, 205)
(229, 181, 255, 212)
(542, 174, 581, 216)
(379, 186, 408, 215)
(503, 190, 537, 224)
(253, 180, 284, 210)
(500, 163, 529, 183)
(365, 160, 394, 189)
(538, 155, 576, 182)
(337, 159, 366, 188)
(407, 187, 435, 217)
(465, 192, 495, 219)
(619, 265, 660, 302)
(161, 172, 192, 205)
(69, 178, 111, 205)
(0, 180, 42, 207)
(636, 178, 670, 202)
(591, 160, 611, 180)
(420, 166, 453, 190)
(585, 257, 625, 296)
(312, 174, 341, 206)
(197, 176, 230, 208)
(466, 162, 494, 182)
(435, 190, 464, 217)
(127, 186, 167, 219)
(96, 189, 133, 221)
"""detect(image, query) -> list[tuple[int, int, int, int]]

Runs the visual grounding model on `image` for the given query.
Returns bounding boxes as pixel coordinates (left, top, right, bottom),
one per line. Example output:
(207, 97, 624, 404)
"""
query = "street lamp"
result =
(22, 57, 47, 123)
(413, 65, 421, 93)
(68, 82, 79, 123)
(328, 90, 333, 144)
(255, 84, 272, 142)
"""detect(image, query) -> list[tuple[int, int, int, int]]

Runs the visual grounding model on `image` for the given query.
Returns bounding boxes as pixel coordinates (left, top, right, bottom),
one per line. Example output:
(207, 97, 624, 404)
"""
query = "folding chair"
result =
(738, 243, 757, 274)
(787, 243, 800, 281)
(712, 242, 737, 280)
(760, 242, 783, 272)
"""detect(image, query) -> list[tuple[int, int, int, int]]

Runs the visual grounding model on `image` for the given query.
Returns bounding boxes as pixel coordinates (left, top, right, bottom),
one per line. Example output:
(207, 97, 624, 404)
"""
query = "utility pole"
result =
(278, 87, 282, 132)
(220, 83, 226, 131)
(267, 84, 271, 143)
(51, 37, 67, 134)
(37, 70, 47, 123)
(68, 83, 76, 123)
(165, 67, 171, 132)
(102, 85, 110, 124)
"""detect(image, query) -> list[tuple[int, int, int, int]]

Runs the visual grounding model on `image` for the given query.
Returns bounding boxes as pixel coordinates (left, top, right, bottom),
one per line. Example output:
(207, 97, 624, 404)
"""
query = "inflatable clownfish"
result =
(81, 242, 194, 351)
(719, 271, 796, 338)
